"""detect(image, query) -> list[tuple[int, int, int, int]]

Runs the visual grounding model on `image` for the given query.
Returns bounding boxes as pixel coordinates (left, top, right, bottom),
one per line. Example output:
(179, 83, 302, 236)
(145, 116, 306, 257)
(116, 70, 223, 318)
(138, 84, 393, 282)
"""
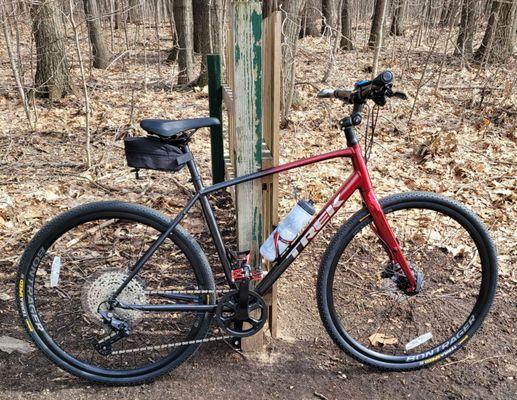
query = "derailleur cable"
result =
(363, 104, 380, 164)
(97, 288, 235, 356)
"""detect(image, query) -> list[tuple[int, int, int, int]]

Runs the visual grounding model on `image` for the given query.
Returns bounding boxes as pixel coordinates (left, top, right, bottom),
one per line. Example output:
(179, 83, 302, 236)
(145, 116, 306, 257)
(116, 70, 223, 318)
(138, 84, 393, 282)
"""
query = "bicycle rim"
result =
(18, 203, 214, 381)
(320, 193, 497, 368)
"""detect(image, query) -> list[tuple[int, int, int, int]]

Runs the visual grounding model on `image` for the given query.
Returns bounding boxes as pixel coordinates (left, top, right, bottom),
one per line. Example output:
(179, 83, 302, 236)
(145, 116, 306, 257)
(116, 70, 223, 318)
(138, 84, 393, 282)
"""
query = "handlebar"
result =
(317, 70, 407, 106)
(316, 88, 353, 101)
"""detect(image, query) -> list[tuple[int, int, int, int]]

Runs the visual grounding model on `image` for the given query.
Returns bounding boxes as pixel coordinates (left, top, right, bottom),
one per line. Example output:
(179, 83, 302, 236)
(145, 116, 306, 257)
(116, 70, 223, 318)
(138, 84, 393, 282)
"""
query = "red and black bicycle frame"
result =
(113, 123, 417, 314)
(253, 144, 416, 295)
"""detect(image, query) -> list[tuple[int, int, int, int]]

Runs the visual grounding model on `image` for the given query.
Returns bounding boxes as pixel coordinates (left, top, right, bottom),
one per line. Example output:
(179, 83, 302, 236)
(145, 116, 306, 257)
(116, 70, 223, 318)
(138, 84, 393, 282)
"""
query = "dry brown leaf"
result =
(368, 333, 398, 347)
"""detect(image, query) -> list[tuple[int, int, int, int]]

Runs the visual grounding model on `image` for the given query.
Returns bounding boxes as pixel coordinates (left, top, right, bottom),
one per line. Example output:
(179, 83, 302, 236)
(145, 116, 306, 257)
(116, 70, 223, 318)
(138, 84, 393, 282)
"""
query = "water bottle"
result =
(260, 200, 315, 262)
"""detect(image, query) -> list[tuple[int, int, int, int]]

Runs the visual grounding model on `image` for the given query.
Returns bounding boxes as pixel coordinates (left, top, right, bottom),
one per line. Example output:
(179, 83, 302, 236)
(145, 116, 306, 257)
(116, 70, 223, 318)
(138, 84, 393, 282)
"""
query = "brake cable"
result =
(364, 104, 380, 164)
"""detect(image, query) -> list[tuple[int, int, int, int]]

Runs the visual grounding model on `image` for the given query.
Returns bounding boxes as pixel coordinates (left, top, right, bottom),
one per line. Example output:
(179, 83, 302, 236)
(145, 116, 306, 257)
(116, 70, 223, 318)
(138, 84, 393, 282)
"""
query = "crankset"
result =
(215, 288, 268, 338)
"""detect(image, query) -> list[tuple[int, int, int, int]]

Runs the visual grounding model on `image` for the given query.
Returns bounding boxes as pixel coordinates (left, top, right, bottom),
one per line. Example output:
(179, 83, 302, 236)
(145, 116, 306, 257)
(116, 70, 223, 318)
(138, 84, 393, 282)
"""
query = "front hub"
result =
(382, 263, 425, 295)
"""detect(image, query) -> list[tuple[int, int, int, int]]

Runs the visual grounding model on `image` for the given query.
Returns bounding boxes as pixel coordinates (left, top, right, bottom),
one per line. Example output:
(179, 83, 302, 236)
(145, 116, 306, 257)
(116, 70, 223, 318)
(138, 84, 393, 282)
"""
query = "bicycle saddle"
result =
(140, 117, 220, 140)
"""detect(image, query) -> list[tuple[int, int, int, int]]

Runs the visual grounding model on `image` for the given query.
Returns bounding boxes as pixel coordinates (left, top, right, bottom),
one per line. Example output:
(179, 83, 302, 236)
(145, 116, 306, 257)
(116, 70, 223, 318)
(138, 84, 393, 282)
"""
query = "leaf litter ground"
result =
(0, 24, 515, 399)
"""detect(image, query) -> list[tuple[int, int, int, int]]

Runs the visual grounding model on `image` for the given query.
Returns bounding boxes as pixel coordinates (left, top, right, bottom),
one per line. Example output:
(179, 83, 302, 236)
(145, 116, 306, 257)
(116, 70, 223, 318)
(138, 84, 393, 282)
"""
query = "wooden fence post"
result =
(216, 1, 280, 349)
(207, 54, 225, 184)
(261, 9, 281, 339)
(232, 0, 264, 351)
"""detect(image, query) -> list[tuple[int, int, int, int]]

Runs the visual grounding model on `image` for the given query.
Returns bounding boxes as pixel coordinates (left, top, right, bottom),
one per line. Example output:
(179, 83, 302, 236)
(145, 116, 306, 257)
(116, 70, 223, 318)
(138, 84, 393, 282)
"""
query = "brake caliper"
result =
(382, 262, 424, 295)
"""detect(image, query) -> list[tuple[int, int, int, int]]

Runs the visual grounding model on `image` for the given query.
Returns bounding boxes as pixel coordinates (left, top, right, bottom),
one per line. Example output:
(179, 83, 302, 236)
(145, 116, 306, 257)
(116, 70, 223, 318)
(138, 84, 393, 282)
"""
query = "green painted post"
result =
(232, 0, 263, 257)
(232, 0, 264, 351)
(207, 54, 225, 184)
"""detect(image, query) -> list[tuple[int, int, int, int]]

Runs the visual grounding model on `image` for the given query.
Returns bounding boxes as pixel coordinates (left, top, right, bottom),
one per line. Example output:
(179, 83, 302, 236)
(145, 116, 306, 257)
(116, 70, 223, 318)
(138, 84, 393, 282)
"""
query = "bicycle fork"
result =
(352, 145, 418, 293)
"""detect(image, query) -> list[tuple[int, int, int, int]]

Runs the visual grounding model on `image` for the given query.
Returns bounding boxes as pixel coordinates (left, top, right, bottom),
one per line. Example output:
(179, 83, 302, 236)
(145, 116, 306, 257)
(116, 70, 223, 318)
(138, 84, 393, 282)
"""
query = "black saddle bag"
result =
(124, 136, 192, 172)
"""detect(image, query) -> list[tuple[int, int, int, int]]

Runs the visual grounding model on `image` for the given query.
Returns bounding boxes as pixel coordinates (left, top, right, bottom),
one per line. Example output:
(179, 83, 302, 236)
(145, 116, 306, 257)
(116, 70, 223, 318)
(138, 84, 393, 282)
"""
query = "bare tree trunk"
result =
(83, 0, 110, 69)
(173, 0, 195, 84)
(209, 0, 224, 55)
(31, 0, 73, 100)
(474, 0, 501, 62)
(193, 0, 202, 53)
(154, 0, 163, 77)
(1, 3, 33, 128)
(300, 0, 322, 37)
(475, 0, 516, 64)
(390, 0, 405, 36)
(455, 0, 478, 57)
(368, 0, 387, 50)
(443, 0, 460, 26)
(340, 0, 353, 50)
(166, 0, 179, 63)
(69, 0, 92, 169)
(114, 0, 121, 29)
(323, 0, 343, 81)
(194, 0, 210, 86)
(321, 0, 337, 32)
(440, 0, 450, 25)
(281, 0, 306, 126)
(128, 0, 141, 23)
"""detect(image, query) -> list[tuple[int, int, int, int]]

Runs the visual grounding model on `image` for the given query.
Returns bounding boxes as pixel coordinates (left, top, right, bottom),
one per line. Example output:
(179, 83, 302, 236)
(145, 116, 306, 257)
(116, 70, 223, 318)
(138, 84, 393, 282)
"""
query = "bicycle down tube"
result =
(115, 143, 416, 313)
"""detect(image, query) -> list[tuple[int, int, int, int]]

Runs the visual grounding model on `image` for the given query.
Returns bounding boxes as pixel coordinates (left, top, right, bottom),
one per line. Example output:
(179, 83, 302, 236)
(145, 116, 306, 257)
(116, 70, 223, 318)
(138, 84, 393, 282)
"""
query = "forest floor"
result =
(0, 24, 516, 399)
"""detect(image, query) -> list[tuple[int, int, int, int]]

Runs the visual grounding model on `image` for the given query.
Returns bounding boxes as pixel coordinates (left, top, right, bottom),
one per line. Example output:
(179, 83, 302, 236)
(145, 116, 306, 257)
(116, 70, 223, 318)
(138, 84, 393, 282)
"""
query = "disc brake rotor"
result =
(81, 269, 147, 327)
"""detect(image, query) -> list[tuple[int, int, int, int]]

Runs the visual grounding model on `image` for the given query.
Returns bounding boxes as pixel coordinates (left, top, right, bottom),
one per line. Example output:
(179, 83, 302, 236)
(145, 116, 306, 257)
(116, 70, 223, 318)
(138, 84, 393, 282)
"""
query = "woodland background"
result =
(0, 0, 516, 399)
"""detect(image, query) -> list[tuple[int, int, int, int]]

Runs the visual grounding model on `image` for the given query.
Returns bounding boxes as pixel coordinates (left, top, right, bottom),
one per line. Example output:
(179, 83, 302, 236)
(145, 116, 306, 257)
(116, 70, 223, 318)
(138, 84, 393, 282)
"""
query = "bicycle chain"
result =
(106, 288, 233, 355)
(110, 335, 233, 355)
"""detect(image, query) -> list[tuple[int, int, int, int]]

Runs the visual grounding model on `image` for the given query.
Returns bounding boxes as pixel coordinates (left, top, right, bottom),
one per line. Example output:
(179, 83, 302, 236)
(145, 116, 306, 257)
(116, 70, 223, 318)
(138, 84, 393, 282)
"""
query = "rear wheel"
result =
(317, 192, 497, 370)
(16, 201, 215, 384)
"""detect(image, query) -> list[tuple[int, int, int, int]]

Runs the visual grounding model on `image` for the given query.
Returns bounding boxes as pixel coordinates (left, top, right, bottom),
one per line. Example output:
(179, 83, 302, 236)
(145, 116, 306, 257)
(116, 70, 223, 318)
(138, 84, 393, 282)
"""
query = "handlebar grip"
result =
(317, 89, 335, 99)
(317, 89, 353, 103)
(371, 70, 394, 87)
(334, 89, 353, 103)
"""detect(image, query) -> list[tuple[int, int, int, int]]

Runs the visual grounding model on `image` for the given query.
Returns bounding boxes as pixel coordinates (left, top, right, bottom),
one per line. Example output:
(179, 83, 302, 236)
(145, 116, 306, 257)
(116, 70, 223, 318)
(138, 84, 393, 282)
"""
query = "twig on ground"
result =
(314, 391, 330, 400)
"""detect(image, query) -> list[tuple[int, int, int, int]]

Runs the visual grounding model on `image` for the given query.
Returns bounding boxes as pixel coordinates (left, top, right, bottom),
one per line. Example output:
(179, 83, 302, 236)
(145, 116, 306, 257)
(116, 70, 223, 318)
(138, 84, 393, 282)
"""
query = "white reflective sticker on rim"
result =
(50, 256, 61, 288)
(405, 332, 433, 351)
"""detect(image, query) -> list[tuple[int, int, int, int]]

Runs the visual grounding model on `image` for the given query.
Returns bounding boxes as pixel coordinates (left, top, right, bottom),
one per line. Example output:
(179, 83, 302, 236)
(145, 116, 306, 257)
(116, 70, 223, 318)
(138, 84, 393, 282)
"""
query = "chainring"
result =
(215, 289, 268, 338)
(81, 268, 147, 327)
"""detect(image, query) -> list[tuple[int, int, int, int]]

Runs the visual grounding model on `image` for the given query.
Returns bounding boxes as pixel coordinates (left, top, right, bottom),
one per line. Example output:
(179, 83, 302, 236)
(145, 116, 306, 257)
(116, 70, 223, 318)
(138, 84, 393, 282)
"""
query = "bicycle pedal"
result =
(229, 249, 263, 282)
(231, 267, 262, 282)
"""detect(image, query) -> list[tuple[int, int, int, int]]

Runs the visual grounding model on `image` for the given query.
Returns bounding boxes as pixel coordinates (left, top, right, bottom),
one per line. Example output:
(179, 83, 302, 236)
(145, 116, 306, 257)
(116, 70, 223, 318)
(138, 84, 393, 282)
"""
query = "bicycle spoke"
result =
(27, 214, 212, 374)
(330, 203, 486, 358)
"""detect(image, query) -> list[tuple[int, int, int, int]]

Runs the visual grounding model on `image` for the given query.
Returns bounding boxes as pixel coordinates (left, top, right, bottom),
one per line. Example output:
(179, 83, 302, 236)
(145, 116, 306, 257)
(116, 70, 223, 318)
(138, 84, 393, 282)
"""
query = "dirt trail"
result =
(1, 26, 516, 400)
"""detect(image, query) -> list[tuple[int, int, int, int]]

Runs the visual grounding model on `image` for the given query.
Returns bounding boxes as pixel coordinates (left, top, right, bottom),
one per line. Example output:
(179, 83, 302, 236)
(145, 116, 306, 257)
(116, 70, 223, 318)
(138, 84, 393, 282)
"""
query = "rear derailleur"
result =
(215, 251, 268, 338)
(95, 310, 131, 356)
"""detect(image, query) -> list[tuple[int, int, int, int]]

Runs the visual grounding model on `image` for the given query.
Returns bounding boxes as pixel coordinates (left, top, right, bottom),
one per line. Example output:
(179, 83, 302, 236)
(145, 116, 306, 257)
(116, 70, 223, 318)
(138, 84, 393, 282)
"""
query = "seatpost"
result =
(181, 144, 204, 193)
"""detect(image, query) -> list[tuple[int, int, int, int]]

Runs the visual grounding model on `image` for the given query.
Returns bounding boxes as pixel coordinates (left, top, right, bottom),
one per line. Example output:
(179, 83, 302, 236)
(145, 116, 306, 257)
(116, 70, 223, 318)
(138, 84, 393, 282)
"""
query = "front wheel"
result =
(317, 192, 497, 370)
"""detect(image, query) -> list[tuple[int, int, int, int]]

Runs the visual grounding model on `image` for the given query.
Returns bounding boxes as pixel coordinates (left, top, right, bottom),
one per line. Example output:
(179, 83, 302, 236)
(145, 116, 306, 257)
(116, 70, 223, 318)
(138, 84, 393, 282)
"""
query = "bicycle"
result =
(16, 71, 498, 385)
